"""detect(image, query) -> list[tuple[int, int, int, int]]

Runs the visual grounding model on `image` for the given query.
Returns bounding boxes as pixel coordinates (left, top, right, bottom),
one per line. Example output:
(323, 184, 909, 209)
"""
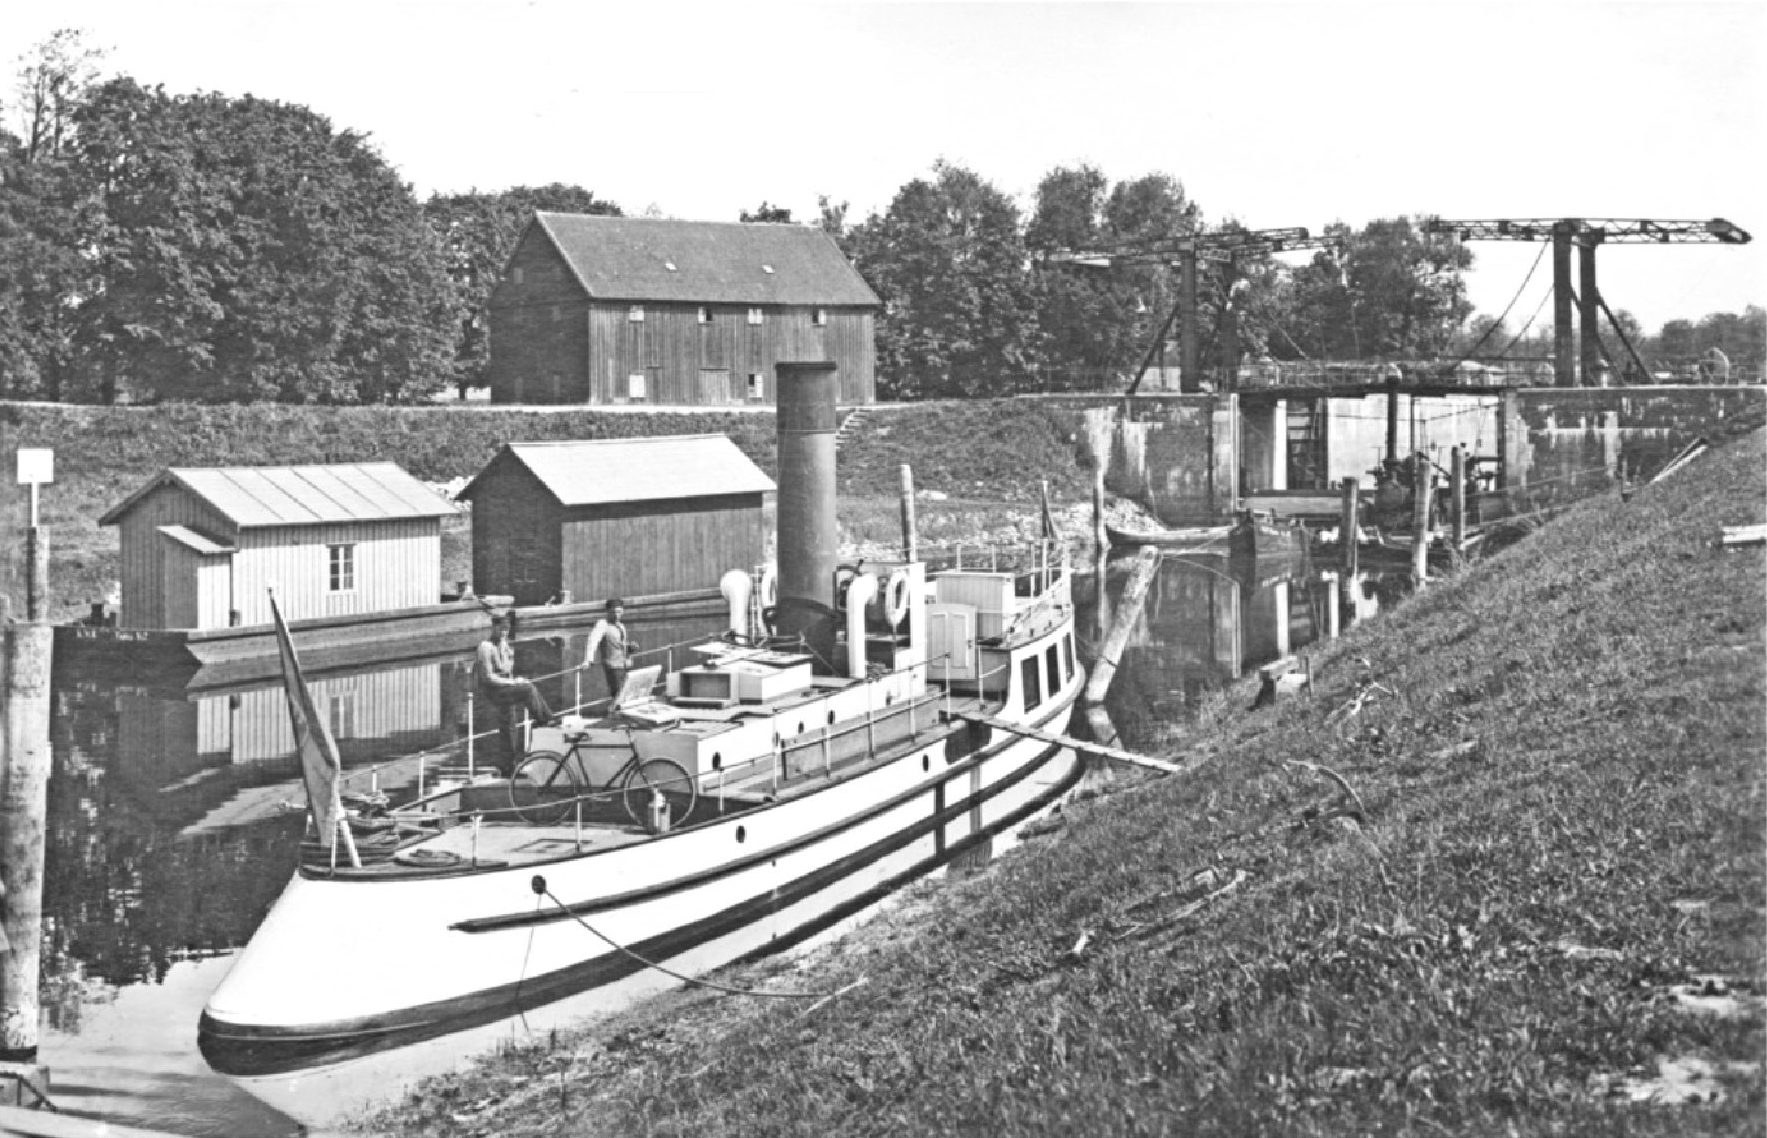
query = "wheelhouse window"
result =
(1020, 655, 1043, 711)
(1062, 633, 1075, 684)
(1046, 644, 1061, 690)
(628, 304, 644, 322)
(747, 307, 764, 326)
(328, 544, 356, 593)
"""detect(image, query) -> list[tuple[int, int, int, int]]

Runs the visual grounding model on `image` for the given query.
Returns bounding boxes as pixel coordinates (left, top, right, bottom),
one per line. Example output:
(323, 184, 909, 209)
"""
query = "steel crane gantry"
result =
(1051, 227, 1340, 394)
(1423, 217, 1753, 386)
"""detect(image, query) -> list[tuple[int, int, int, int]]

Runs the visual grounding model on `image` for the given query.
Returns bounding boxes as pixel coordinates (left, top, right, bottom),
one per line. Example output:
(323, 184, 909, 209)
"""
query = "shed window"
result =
(512, 267, 525, 285)
(747, 373, 765, 400)
(627, 373, 647, 401)
(328, 544, 356, 593)
(628, 305, 644, 323)
(698, 306, 712, 324)
(747, 307, 763, 326)
(812, 308, 827, 327)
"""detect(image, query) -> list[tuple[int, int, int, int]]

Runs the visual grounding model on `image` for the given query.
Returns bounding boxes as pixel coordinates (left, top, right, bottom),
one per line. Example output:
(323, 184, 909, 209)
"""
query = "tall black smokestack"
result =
(774, 361, 840, 672)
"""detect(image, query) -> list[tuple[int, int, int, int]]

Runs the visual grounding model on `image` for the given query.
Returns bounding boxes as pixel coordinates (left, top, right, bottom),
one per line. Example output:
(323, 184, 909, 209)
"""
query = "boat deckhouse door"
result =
(926, 603, 976, 682)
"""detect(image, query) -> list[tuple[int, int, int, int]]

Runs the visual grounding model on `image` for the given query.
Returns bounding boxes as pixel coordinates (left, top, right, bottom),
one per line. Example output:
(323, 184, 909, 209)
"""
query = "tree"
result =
(739, 201, 792, 223)
(846, 161, 1039, 399)
(1270, 217, 1473, 361)
(63, 79, 460, 403)
(12, 28, 106, 163)
(816, 195, 849, 249)
(1024, 166, 1200, 389)
(424, 184, 620, 395)
(0, 127, 88, 399)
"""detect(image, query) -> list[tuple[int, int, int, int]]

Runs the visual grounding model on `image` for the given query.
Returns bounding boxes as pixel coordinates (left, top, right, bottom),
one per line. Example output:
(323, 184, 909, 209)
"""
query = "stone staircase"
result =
(834, 406, 870, 450)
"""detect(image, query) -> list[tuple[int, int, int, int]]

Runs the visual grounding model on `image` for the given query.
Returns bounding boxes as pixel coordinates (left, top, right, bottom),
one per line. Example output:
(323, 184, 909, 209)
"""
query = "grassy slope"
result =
(368, 431, 1765, 1138)
(13, 399, 1088, 620)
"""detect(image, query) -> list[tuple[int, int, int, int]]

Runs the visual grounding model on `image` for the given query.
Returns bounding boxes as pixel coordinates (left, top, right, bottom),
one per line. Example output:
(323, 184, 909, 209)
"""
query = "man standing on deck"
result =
(476, 615, 555, 775)
(583, 598, 637, 707)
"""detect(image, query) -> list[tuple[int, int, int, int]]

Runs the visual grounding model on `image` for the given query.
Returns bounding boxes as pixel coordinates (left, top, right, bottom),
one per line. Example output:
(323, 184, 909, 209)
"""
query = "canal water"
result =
(31, 555, 1405, 1135)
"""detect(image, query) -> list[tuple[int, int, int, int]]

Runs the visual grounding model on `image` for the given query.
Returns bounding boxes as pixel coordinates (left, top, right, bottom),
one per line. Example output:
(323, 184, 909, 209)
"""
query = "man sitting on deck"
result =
(476, 615, 555, 776)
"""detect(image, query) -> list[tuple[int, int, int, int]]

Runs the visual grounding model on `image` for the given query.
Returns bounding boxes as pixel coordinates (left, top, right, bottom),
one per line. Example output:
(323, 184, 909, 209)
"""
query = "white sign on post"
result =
(17, 447, 53, 528)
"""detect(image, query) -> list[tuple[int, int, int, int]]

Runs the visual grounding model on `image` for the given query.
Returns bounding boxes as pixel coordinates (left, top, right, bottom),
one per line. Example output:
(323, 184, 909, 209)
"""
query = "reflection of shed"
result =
(100, 464, 456, 630)
(461, 435, 775, 606)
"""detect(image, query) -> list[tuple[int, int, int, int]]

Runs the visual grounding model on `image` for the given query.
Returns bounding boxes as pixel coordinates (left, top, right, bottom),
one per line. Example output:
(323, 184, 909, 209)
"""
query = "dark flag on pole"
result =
(269, 587, 358, 868)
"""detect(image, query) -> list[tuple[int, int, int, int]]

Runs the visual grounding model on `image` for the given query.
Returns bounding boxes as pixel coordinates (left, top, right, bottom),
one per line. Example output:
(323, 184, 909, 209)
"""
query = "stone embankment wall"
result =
(1502, 386, 1765, 514)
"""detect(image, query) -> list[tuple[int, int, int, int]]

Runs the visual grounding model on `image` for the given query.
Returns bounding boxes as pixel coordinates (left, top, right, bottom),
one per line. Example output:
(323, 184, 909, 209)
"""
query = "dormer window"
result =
(629, 305, 644, 322)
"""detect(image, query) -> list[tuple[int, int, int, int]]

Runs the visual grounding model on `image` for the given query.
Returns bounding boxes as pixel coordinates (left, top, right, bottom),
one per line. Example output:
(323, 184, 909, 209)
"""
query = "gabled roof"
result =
(461, 435, 775, 508)
(100, 463, 457, 528)
(528, 213, 880, 307)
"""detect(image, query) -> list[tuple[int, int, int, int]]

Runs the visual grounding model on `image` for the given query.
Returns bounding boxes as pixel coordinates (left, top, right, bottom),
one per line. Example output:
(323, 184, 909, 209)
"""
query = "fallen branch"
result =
(1285, 759, 1369, 821)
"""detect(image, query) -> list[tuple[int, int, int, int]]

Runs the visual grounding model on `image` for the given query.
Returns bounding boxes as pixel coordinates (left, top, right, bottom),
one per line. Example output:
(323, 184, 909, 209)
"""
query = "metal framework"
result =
(1049, 227, 1340, 394)
(1425, 217, 1753, 386)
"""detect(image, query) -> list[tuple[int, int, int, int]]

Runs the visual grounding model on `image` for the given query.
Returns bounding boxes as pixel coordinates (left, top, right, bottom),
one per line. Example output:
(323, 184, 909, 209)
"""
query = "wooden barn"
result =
(100, 464, 457, 631)
(460, 435, 775, 607)
(486, 213, 879, 406)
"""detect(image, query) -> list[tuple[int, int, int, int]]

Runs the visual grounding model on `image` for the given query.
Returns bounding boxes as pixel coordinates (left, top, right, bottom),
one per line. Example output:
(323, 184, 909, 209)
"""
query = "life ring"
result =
(394, 848, 465, 868)
(884, 568, 911, 628)
(831, 561, 864, 610)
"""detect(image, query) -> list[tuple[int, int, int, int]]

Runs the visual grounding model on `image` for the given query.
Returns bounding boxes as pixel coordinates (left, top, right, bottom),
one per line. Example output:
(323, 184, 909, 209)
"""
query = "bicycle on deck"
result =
(507, 725, 699, 832)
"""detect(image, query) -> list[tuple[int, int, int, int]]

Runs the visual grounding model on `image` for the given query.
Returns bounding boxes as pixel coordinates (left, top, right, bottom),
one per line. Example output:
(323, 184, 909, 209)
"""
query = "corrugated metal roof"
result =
(157, 525, 235, 555)
(463, 435, 775, 507)
(533, 213, 881, 307)
(101, 463, 456, 527)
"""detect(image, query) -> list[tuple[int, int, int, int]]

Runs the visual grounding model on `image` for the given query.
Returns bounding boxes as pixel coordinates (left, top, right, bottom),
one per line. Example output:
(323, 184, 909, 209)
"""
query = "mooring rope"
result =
(537, 880, 863, 1000)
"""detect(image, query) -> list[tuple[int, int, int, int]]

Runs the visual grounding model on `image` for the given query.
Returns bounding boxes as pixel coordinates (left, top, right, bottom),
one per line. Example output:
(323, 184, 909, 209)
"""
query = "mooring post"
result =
(1091, 467, 1109, 642)
(898, 464, 918, 563)
(1450, 445, 1467, 551)
(1411, 456, 1433, 586)
(1320, 571, 1341, 639)
(1339, 476, 1360, 577)
(0, 576, 55, 1092)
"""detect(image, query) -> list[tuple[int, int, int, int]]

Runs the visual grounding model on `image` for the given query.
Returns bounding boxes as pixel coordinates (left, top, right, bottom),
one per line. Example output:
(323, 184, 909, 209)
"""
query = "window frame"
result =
(746, 372, 765, 400)
(628, 304, 645, 323)
(747, 307, 764, 326)
(698, 305, 712, 324)
(812, 307, 828, 327)
(327, 543, 356, 593)
(627, 372, 648, 401)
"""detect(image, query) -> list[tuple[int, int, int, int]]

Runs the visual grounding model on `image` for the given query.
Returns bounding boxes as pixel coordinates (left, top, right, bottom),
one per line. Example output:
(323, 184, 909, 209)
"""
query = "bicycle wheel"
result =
(621, 758, 697, 832)
(509, 750, 580, 825)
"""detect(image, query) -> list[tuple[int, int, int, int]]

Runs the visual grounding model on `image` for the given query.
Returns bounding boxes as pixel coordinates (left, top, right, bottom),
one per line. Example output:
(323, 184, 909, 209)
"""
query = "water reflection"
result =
(1092, 549, 1410, 746)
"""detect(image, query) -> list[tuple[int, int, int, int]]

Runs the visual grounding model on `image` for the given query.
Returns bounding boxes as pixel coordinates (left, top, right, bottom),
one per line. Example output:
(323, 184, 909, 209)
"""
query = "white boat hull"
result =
(199, 688, 1083, 1075)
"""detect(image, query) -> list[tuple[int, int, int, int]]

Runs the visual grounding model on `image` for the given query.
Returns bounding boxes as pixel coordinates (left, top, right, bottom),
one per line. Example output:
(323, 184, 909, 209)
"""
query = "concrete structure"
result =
(487, 213, 879, 406)
(460, 435, 775, 607)
(100, 465, 456, 631)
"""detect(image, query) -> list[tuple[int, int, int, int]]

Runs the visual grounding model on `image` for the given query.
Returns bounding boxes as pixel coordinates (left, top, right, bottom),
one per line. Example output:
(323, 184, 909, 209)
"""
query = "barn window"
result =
(328, 544, 356, 593)
(747, 307, 763, 326)
(812, 308, 827, 327)
(512, 267, 525, 285)
(627, 373, 647, 401)
(698, 306, 712, 324)
(628, 305, 644, 323)
(747, 373, 765, 400)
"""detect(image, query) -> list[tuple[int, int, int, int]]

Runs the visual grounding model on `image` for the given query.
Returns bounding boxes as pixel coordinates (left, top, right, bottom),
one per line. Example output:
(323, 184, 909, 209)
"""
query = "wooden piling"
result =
(1320, 571, 1341, 638)
(1411, 458, 1434, 586)
(1339, 476, 1360, 576)
(0, 624, 54, 1065)
(1085, 546, 1160, 748)
(1450, 445, 1466, 551)
(23, 530, 46, 624)
(1091, 467, 1109, 642)
(898, 464, 918, 563)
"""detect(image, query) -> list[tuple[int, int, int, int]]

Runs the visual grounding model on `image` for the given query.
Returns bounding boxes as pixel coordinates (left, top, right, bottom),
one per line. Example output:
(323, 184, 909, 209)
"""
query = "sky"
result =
(3, 0, 1762, 334)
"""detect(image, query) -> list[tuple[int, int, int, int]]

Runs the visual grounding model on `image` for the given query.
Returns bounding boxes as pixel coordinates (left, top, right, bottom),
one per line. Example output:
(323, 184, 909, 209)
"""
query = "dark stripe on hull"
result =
(200, 731, 1085, 1076)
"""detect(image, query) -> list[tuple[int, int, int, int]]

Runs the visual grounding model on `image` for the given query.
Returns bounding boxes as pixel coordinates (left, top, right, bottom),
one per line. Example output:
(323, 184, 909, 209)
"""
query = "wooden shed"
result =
(100, 464, 457, 631)
(487, 213, 879, 406)
(460, 435, 775, 607)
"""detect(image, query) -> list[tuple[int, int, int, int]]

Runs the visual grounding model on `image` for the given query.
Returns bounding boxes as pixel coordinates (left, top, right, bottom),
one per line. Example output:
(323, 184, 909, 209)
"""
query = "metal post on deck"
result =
(900, 464, 919, 563)
(1450, 445, 1467, 551)
(1340, 476, 1360, 577)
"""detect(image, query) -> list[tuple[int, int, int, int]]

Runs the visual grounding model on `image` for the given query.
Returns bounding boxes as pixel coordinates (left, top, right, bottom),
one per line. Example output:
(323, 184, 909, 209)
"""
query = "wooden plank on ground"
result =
(959, 713, 1185, 775)
(1720, 524, 1767, 547)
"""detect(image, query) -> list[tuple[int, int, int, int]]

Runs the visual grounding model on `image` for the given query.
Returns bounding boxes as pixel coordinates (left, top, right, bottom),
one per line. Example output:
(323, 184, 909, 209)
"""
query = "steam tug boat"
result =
(199, 363, 1087, 1076)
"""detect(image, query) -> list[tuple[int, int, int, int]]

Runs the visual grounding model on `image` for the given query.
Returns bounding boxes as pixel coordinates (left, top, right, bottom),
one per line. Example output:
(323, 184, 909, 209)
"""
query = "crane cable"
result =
(1448, 242, 1548, 369)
